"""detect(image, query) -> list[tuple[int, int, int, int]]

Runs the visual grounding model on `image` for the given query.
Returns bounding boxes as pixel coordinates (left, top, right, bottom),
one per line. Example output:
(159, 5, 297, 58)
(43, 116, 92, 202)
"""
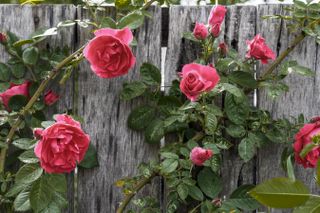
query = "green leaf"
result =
(11, 63, 26, 79)
(6, 182, 29, 197)
(224, 93, 249, 125)
(286, 155, 295, 181)
(238, 137, 256, 162)
(204, 110, 217, 135)
(14, 191, 31, 212)
(22, 47, 39, 65)
(117, 12, 145, 30)
(78, 143, 99, 169)
(127, 106, 156, 131)
(299, 143, 317, 158)
(317, 160, 320, 186)
(182, 32, 199, 42)
(228, 71, 258, 89)
(228, 184, 260, 211)
(100, 17, 117, 28)
(161, 159, 178, 174)
(289, 65, 314, 76)
(0, 63, 11, 81)
(19, 150, 39, 164)
(188, 185, 204, 201)
(30, 176, 53, 212)
(215, 137, 233, 150)
(217, 83, 243, 98)
(8, 95, 28, 111)
(16, 164, 43, 184)
(197, 168, 222, 199)
(226, 124, 246, 138)
(293, 196, 320, 213)
(46, 174, 67, 194)
(177, 184, 189, 200)
(12, 138, 37, 150)
(120, 81, 147, 101)
(140, 63, 161, 86)
(161, 152, 179, 159)
(145, 119, 164, 144)
(249, 177, 310, 208)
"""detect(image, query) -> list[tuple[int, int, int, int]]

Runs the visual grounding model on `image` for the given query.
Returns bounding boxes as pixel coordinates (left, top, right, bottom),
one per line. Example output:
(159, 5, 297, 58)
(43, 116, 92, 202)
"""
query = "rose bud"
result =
(179, 63, 220, 102)
(246, 34, 276, 64)
(218, 42, 228, 56)
(208, 5, 227, 37)
(84, 27, 136, 78)
(293, 119, 320, 168)
(190, 147, 213, 166)
(193, 22, 209, 40)
(34, 114, 90, 173)
(0, 33, 7, 44)
(0, 81, 30, 111)
(44, 90, 59, 106)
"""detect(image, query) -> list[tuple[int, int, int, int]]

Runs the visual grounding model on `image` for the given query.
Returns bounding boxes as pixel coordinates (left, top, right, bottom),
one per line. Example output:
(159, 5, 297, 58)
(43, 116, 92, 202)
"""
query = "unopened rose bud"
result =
(193, 22, 208, 40)
(0, 33, 7, 44)
(218, 42, 228, 56)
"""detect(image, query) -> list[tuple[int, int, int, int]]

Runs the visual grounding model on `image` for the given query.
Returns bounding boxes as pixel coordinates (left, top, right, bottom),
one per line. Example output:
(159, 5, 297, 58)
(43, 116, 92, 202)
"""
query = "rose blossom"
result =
(179, 63, 220, 101)
(44, 90, 59, 106)
(0, 81, 30, 111)
(193, 22, 208, 40)
(190, 147, 213, 166)
(34, 114, 90, 173)
(293, 119, 320, 168)
(218, 42, 228, 56)
(246, 34, 276, 64)
(84, 27, 136, 78)
(208, 5, 227, 37)
(0, 33, 7, 44)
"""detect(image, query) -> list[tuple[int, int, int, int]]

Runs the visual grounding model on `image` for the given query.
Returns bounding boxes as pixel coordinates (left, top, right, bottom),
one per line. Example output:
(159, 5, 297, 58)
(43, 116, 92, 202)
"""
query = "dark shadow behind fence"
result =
(0, 4, 319, 213)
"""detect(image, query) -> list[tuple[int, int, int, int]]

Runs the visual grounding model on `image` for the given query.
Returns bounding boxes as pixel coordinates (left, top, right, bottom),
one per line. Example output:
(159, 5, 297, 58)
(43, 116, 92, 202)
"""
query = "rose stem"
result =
(116, 173, 158, 213)
(0, 44, 86, 173)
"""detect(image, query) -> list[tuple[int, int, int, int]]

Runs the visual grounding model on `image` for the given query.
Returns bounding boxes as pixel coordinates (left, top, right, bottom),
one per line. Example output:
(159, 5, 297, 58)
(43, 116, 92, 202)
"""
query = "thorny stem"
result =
(116, 173, 158, 213)
(0, 44, 86, 173)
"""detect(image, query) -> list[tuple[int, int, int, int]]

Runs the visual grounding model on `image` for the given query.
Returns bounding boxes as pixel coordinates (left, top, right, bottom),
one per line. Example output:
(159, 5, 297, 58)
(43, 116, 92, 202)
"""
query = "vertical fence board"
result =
(257, 4, 320, 212)
(0, 5, 77, 213)
(220, 5, 257, 197)
(76, 6, 162, 213)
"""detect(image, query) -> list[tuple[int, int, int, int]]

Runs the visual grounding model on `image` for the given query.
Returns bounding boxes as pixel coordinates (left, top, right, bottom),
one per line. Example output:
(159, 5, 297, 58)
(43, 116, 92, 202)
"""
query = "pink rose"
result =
(34, 114, 90, 173)
(293, 120, 320, 168)
(44, 90, 59, 106)
(0, 81, 30, 111)
(193, 22, 208, 40)
(179, 63, 220, 101)
(246, 34, 276, 64)
(84, 27, 136, 78)
(190, 147, 213, 166)
(0, 33, 7, 44)
(218, 42, 228, 56)
(208, 5, 227, 37)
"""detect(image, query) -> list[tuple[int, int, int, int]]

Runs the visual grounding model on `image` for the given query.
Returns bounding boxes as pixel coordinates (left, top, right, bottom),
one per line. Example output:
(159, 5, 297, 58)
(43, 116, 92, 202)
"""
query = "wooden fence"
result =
(0, 4, 319, 213)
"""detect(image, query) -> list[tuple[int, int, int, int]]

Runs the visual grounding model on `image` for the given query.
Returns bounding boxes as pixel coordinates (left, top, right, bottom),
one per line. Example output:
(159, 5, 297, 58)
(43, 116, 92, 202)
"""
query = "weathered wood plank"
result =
(220, 5, 257, 197)
(76, 6, 162, 213)
(257, 4, 320, 212)
(0, 5, 77, 213)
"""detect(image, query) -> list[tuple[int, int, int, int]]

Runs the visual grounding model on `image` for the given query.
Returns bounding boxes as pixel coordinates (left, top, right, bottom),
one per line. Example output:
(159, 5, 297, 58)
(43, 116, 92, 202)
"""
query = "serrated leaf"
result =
(100, 17, 117, 28)
(30, 176, 53, 212)
(120, 81, 147, 101)
(293, 196, 320, 213)
(0, 63, 11, 82)
(204, 110, 217, 135)
(117, 12, 145, 30)
(228, 71, 258, 89)
(228, 184, 260, 210)
(238, 137, 256, 162)
(161, 159, 178, 174)
(127, 106, 156, 131)
(182, 32, 199, 42)
(226, 124, 246, 138)
(249, 177, 310, 208)
(140, 63, 161, 86)
(16, 164, 43, 184)
(188, 185, 204, 201)
(225, 93, 249, 125)
(22, 47, 39, 65)
(11, 63, 26, 79)
(12, 138, 37, 150)
(177, 184, 189, 200)
(197, 168, 222, 198)
(78, 143, 99, 169)
(18, 150, 39, 164)
(14, 191, 31, 212)
(145, 119, 164, 144)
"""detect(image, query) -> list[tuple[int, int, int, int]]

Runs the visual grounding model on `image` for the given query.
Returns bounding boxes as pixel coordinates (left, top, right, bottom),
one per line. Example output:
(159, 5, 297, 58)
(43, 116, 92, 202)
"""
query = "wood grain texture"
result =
(220, 5, 257, 197)
(76, 6, 162, 213)
(0, 5, 77, 213)
(257, 4, 320, 212)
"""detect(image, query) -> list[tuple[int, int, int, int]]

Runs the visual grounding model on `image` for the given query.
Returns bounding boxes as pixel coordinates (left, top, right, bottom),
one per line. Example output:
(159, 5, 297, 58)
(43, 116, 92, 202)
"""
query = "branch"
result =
(116, 173, 157, 213)
(0, 44, 86, 173)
